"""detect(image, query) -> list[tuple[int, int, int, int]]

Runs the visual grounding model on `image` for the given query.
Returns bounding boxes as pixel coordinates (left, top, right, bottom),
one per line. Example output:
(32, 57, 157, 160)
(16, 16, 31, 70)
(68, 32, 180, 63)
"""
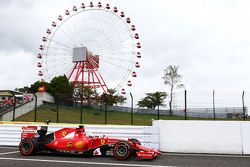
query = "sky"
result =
(1, 0, 250, 108)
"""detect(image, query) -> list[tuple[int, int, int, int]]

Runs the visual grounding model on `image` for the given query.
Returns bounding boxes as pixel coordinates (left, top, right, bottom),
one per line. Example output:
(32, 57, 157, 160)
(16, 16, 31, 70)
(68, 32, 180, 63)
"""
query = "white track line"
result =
(0, 157, 175, 167)
(163, 153, 250, 158)
(0, 151, 19, 155)
(0, 147, 18, 149)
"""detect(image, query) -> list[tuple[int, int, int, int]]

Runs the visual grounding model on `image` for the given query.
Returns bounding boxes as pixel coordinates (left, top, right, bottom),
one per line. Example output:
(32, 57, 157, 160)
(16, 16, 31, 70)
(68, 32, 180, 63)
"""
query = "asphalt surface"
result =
(1, 147, 250, 167)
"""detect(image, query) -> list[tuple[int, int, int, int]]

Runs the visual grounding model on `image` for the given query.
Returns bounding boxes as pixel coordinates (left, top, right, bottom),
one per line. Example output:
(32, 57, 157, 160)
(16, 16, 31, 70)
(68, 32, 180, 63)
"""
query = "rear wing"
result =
(21, 126, 38, 140)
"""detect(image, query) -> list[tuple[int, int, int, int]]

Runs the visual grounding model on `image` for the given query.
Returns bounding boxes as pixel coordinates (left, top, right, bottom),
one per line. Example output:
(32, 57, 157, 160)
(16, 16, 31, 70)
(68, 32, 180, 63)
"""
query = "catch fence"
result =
(1, 90, 249, 125)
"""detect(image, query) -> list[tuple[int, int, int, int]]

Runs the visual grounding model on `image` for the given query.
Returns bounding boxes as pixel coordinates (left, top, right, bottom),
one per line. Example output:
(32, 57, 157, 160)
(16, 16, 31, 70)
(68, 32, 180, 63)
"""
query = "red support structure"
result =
(68, 53, 108, 102)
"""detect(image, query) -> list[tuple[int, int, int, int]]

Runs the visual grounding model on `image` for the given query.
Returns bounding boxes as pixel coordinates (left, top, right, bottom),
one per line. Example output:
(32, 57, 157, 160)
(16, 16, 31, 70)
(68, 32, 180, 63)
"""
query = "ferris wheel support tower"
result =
(68, 47, 108, 93)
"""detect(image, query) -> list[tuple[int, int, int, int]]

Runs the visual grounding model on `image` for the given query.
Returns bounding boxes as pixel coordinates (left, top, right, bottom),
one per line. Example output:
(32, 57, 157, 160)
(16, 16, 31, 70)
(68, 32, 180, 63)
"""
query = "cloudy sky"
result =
(1, 0, 250, 107)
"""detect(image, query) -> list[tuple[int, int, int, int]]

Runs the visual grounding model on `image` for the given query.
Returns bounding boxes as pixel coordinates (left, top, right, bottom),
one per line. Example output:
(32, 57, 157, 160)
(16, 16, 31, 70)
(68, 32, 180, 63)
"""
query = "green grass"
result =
(15, 104, 248, 126)
(16, 104, 185, 126)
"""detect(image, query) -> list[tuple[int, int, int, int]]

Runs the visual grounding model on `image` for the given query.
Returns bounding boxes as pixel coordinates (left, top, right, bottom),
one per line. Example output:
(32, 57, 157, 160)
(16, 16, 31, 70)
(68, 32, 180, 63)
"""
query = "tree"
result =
(137, 92, 167, 109)
(162, 65, 184, 115)
(102, 89, 127, 106)
(83, 86, 97, 106)
(15, 86, 29, 93)
(115, 95, 127, 106)
(49, 75, 74, 105)
(74, 84, 97, 107)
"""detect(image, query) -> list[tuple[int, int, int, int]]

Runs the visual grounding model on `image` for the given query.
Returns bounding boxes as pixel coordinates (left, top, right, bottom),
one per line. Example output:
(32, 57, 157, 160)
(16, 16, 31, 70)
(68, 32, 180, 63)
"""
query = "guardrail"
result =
(0, 124, 159, 149)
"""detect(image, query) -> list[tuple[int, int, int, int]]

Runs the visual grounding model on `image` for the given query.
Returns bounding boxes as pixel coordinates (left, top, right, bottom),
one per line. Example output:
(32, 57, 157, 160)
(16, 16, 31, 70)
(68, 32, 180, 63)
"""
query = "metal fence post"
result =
(184, 90, 187, 120)
(157, 105, 160, 120)
(242, 90, 245, 120)
(213, 90, 216, 120)
(80, 93, 83, 124)
(33, 93, 37, 122)
(56, 95, 59, 123)
(104, 94, 107, 125)
(9, 91, 16, 121)
(130, 92, 134, 125)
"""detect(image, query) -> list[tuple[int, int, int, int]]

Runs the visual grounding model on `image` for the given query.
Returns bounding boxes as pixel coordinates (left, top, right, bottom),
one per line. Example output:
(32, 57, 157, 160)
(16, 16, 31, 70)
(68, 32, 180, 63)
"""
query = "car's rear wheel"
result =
(19, 138, 38, 156)
(113, 141, 132, 160)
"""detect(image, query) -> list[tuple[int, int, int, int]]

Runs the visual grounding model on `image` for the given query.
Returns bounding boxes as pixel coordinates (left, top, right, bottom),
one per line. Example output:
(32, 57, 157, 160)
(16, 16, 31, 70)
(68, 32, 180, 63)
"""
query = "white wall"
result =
(241, 122, 250, 154)
(153, 120, 250, 154)
(0, 124, 159, 149)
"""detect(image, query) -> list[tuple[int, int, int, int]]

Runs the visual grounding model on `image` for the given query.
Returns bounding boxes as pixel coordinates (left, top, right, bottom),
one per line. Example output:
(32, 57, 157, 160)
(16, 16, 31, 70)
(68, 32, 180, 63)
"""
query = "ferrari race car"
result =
(19, 125, 160, 160)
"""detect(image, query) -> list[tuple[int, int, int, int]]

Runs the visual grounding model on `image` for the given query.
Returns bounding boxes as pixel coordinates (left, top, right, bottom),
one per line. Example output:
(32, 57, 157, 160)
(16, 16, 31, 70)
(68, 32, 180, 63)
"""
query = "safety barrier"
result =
(0, 92, 53, 121)
(1, 101, 36, 121)
(0, 124, 159, 149)
(3, 121, 250, 154)
(153, 120, 250, 154)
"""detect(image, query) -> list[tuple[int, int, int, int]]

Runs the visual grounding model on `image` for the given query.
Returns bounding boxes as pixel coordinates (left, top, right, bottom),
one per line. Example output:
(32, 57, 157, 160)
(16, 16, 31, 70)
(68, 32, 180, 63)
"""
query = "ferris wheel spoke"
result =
(58, 24, 80, 46)
(47, 62, 72, 75)
(99, 11, 126, 35)
(100, 56, 133, 63)
(112, 28, 131, 41)
(95, 68, 125, 90)
(45, 52, 72, 57)
(94, 30, 115, 47)
(99, 57, 132, 72)
(92, 43, 131, 52)
(47, 38, 73, 49)
(98, 51, 134, 56)
(76, 18, 129, 51)
(77, 29, 111, 49)
(64, 19, 84, 46)
(89, 31, 114, 49)
(78, 13, 124, 48)
(94, 45, 132, 53)
(48, 63, 71, 72)
(46, 58, 72, 65)
(49, 62, 72, 69)
(46, 52, 71, 57)
(47, 46, 72, 52)
(46, 60, 71, 65)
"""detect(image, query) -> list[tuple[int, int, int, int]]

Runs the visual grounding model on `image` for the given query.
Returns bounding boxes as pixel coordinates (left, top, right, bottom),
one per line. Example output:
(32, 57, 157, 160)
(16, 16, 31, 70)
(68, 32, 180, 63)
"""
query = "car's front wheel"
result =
(113, 141, 132, 160)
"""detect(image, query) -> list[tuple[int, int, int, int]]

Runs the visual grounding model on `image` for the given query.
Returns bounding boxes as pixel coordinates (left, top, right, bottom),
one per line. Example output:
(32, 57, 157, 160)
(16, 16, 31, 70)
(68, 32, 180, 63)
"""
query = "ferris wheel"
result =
(37, 2, 141, 95)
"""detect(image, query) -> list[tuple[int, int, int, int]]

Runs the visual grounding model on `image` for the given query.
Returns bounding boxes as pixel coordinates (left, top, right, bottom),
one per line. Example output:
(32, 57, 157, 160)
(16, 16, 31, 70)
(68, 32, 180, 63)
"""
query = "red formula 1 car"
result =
(19, 125, 160, 160)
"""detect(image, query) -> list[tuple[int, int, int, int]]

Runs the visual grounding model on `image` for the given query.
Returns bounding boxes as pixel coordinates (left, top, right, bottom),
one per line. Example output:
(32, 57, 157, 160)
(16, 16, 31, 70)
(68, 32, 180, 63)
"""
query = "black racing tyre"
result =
(19, 138, 38, 156)
(129, 138, 141, 145)
(113, 141, 132, 160)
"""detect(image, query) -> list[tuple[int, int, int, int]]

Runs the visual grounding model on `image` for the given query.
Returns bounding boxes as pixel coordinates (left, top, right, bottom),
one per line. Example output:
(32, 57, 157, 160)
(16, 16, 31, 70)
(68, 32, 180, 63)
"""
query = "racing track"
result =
(1, 147, 250, 167)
